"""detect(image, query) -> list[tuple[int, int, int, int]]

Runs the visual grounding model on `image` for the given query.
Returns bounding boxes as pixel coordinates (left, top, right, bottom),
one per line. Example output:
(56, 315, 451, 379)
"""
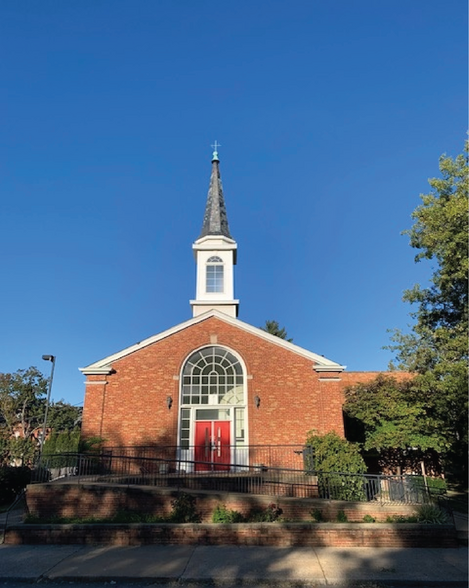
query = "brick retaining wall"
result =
(14, 482, 458, 548)
(5, 522, 458, 548)
(26, 482, 422, 523)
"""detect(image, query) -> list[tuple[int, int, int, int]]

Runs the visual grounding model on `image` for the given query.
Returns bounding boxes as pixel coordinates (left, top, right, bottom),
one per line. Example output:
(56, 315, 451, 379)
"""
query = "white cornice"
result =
(314, 365, 346, 373)
(80, 367, 113, 375)
(189, 299, 240, 306)
(193, 235, 237, 247)
(192, 236, 237, 263)
(79, 310, 345, 375)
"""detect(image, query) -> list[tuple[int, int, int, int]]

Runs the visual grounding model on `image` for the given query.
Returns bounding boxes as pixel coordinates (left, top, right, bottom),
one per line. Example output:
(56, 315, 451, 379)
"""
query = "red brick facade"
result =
(81, 313, 389, 454)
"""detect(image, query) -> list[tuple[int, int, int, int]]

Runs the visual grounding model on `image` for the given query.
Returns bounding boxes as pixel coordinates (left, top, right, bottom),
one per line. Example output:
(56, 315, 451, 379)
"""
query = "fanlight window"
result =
(182, 347, 244, 406)
(206, 256, 224, 293)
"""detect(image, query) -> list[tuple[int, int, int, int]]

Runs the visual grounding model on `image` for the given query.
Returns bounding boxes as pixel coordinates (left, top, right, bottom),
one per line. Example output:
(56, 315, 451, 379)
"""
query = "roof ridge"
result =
(79, 310, 345, 374)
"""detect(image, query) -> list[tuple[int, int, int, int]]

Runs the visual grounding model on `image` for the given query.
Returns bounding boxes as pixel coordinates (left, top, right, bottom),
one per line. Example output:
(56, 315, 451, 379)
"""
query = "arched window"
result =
(179, 347, 247, 459)
(206, 256, 224, 293)
(181, 346, 244, 406)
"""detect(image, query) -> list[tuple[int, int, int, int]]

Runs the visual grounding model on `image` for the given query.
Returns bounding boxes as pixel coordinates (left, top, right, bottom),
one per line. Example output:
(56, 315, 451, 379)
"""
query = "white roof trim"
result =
(81, 367, 113, 375)
(79, 310, 345, 375)
(314, 365, 347, 373)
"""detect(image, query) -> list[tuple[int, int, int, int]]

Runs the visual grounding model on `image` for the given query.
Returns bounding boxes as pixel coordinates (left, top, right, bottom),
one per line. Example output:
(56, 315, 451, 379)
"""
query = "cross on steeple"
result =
(211, 140, 221, 161)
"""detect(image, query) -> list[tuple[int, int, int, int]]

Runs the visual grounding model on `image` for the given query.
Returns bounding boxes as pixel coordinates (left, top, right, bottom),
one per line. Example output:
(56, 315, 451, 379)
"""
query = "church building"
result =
(80, 148, 378, 470)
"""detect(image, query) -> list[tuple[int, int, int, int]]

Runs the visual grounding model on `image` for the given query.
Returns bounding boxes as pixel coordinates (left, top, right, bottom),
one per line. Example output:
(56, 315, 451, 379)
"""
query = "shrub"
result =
(363, 514, 375, 523)
(78, 436, 106, 453)
(385, 506, 449, 524)
(336, 510, 348, 522)
(415, 504, 450, 524)
(42, 429, 81, 468)
(169, 492, 200, 523)
(385, 515, 419, 523)
(249, 503, 283, 522)
(304, 432, 367, 501)
(0, 465, 31, 505)
(311, 508, 324, 522)
(110, 510, 165, 523)
(111, 510, 149, 524)
(212, 504, 244, 523)
(8, 437, 36, 466)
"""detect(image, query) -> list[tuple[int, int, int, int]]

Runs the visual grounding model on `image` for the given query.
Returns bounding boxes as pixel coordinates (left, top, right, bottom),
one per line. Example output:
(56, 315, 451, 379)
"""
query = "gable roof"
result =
(80, 310, 345, 375)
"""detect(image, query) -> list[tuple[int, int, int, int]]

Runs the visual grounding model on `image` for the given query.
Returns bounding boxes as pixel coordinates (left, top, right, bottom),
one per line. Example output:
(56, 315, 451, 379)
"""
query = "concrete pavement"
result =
(0, 543, 467, 585)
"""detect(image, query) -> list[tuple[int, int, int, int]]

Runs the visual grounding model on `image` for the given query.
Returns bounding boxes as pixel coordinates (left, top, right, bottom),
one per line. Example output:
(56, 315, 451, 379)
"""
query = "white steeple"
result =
(190, 145, 239, 317)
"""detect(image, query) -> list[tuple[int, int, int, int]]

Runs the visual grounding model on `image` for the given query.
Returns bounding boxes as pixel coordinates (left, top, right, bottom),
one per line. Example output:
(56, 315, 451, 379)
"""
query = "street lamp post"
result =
(39, 355, 56, 459)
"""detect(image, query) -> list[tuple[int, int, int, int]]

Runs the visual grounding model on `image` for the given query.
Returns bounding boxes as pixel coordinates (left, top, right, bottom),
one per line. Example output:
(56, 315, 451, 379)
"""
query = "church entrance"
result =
(179, 345, 247, 472)
(194, 420, 230, 471)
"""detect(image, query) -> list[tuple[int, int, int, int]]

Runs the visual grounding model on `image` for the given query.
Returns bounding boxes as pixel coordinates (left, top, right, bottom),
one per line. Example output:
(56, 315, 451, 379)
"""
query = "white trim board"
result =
(79, 309, 345, 375)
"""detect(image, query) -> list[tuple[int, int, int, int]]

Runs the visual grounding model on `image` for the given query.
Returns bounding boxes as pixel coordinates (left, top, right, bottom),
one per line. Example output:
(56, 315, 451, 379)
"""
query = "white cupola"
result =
(190, 146, 239, 317)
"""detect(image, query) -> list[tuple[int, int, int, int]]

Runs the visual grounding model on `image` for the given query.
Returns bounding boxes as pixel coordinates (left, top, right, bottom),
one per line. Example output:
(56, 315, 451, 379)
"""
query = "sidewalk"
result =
(0, 543, 467, 585)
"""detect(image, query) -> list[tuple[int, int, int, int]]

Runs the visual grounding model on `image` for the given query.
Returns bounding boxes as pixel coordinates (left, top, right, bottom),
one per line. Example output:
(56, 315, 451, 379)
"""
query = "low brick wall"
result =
(5, 522, 458, 548)
(13, 482, 457, 548)
(26, 482, 421, 523)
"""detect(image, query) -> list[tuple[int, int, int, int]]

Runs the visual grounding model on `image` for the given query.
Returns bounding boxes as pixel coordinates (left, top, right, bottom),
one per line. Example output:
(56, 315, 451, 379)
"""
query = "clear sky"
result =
(1, 1, 466, 407)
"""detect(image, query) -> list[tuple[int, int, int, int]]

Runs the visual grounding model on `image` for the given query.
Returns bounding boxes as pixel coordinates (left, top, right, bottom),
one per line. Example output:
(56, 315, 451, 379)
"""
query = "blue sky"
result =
(1, 1, 466, 407)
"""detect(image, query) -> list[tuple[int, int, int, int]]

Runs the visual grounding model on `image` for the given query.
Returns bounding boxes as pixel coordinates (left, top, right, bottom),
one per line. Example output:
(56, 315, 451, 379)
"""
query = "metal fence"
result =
(33, 449, 434, 505)
(98, 444, 308, 471)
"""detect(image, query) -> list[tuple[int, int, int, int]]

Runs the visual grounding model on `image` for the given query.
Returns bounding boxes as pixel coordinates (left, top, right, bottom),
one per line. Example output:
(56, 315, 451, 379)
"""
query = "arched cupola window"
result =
(206, 256, 224, 293)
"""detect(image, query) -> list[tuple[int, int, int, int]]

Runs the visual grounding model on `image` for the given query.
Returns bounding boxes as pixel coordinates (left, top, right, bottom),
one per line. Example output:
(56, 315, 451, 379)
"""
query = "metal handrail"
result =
(32, 451, 434, 505)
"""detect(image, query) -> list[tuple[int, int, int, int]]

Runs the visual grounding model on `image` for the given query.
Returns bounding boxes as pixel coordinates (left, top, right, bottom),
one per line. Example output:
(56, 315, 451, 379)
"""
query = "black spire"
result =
(199, 150, 233, 239)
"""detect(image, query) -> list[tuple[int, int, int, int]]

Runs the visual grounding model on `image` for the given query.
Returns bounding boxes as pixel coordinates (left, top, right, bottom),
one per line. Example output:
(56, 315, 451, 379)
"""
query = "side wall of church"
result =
(81, 316, 347, 448)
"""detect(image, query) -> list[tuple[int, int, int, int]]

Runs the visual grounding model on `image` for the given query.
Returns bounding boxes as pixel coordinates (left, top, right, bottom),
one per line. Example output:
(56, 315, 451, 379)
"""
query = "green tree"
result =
(344, 375, 443, 471)
(47, 401, 82, 432)
(389, 144, 468, 480)
(43, 429, 81, 469)
(0, 367, 48, 464)
(41, 400, 82, 465)
(43, 429, 81, 456)
(0, 367, 82, 466)
(260, 320, 293, 342)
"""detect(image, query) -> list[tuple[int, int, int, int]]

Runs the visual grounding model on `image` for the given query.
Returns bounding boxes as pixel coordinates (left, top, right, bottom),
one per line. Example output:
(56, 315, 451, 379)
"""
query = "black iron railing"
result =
(33, 449, 434, 505)
(98, 444, 308, 470)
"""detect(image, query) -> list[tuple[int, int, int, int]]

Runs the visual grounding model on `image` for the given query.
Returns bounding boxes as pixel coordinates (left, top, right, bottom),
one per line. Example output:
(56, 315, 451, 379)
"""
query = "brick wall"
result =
(81, 315, 412, 467)
(6, 523, 458, 548)
(82, 316, 348, 448)
(26, 483, 424, 523)
(15, 484, 457, 547)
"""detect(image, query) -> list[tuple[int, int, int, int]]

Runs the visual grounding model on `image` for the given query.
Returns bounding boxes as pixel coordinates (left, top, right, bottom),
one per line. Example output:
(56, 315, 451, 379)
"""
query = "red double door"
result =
(194, 421, 230, 471)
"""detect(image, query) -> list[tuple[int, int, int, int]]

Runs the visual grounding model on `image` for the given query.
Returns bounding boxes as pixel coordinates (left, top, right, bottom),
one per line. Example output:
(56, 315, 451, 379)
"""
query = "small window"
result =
(206, 256, 224, 293)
